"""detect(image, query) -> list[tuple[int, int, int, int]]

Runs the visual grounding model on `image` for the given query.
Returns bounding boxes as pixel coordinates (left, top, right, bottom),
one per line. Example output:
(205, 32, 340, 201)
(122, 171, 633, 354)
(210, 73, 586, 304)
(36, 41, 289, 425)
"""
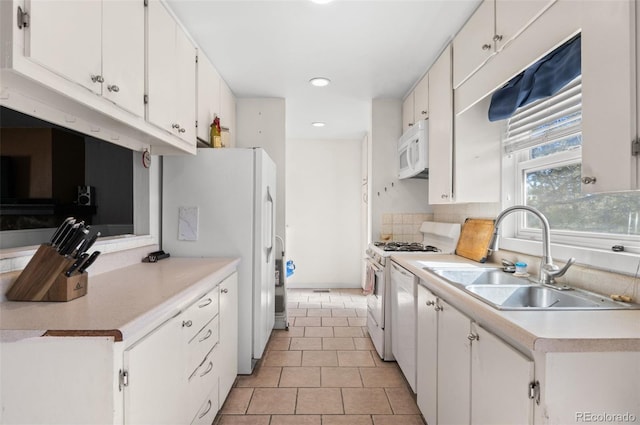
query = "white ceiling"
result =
(166, 0, 481, 140)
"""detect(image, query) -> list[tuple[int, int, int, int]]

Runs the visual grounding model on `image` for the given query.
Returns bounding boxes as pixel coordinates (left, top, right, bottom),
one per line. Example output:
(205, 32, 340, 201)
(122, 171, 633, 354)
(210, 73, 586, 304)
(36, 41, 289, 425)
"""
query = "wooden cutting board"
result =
(455, 218, 496, 263)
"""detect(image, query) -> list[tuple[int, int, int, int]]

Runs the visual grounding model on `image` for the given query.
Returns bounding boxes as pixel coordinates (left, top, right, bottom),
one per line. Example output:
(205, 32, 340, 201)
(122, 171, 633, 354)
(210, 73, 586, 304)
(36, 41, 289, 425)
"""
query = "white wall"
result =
(286, 138, 362, 288)
(371, 99, 432, 241)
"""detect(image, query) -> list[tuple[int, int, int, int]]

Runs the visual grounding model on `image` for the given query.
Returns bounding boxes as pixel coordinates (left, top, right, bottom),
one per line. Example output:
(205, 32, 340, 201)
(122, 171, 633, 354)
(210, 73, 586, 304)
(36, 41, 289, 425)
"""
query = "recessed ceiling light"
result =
(312, 122, 326, 127)
(309, 77, 331, 87)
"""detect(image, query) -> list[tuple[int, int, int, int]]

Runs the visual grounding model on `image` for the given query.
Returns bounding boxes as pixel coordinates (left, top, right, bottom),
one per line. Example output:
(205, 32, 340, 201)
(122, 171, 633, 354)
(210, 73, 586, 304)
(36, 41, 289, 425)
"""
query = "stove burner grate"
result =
(375, 242, 441, 252)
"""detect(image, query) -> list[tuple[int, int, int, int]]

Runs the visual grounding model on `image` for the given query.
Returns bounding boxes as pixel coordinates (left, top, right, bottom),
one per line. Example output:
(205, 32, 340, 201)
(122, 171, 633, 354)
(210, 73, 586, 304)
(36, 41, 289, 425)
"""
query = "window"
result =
(505, 76, 640, 250)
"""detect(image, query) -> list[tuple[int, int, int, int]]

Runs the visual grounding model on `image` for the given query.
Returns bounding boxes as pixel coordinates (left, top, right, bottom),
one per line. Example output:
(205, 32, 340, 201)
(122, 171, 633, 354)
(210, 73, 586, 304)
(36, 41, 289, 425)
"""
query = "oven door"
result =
(366, 259, 385, 328)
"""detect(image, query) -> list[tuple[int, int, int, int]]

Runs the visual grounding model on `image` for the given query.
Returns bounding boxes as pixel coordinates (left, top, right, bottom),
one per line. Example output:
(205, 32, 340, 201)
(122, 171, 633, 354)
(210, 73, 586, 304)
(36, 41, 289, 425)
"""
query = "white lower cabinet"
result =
(416, 284, 438, 425)
(0, 271, 238, 425)
(417, 294, 534, 425)
(124, 313, 187, 425)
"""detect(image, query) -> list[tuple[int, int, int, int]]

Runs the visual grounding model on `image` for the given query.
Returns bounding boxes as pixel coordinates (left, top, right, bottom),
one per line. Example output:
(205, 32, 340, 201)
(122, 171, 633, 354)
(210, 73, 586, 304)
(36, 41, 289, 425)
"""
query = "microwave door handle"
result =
(411, 139, 419, 167)
(407, 140, 414, 169)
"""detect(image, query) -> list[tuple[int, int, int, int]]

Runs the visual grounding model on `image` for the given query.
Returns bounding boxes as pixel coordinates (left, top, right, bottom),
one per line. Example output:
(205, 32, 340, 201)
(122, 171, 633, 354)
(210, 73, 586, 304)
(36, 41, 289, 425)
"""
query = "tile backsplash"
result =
(380, 213, 434, 242)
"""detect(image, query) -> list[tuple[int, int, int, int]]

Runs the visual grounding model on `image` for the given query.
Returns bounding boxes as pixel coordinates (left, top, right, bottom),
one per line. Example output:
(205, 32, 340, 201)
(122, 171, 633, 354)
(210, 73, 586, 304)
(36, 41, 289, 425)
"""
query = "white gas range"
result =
(365, 221, 461, 361)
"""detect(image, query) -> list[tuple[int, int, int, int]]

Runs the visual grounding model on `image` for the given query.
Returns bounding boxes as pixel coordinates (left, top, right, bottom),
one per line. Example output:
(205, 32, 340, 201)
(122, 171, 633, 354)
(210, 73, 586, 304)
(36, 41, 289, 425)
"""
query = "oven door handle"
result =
(366, 258, 384, 273)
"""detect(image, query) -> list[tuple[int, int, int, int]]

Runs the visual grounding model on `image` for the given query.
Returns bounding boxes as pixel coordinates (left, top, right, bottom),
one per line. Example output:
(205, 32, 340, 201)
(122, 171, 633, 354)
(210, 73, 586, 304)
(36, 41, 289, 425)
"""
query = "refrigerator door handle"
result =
(265, 186, 274, 262)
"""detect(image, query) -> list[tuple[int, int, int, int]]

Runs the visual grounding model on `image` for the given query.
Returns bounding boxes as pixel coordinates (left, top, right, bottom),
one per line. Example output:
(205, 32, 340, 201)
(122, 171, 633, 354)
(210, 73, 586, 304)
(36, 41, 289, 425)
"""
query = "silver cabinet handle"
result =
(198, 298, 213, 308)
(107, 84, 119, 92)
(467, 333, 479, 341)
(91, 74, 104, 83)
(198, 399, 212, 419)
(198, 328, 213, 343)
(182, 320, 192, 328)
(493, 34, 503, 42)
(434, 305, 443, 312)
(425, 300, 435, 306)
(179, 127, 186, 133)
(199, 361, 214, 378)
(172, 123, 180, 129)
(581, 176, 597, 184)
(481, 44, 492, 51)
(221, 288, 229, 294)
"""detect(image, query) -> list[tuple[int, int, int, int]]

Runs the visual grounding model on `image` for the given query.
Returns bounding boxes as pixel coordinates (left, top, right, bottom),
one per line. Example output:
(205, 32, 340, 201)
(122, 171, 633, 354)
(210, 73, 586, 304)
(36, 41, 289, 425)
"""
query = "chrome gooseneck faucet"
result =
(489, 205, 575, 286)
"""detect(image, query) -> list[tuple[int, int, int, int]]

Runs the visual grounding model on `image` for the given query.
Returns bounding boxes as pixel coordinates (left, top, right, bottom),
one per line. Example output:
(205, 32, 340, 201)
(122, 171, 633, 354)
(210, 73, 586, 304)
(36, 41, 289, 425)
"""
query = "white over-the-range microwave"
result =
(398, 119, 428, 179)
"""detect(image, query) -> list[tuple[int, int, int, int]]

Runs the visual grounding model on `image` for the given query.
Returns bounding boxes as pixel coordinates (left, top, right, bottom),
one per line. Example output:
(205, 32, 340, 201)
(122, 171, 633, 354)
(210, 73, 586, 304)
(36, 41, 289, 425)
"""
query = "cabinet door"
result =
(471, 323, 534, 425)
(428, 45, 454, 204)
(414, 74, 429, 123)
(27, 0, 102, 93)
(175, 22, 197, 145)
(452, 0, 495, 88)
(581, 0, 638, 193)
(416, 284, 438, 425)
(495, 0, 556, 52)
(102, 0, 145, 117)
(402, 92, 415, 132)
(197, 53, 222, 143)
(218, 272, 238, 405)
(124, 314, 186, 425)
(147, 0, 177, 134)
(437, 300, 471, 425)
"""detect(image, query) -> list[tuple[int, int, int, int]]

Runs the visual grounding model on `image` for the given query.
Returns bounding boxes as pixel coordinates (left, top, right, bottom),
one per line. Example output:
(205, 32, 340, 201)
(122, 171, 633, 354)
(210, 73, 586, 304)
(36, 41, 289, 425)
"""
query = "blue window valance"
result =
(488, 34, 581, 122)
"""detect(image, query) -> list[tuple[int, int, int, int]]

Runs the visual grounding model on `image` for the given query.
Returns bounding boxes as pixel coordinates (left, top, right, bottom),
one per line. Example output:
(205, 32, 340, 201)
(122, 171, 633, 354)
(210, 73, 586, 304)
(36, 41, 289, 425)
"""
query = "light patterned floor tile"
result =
(385, 387, 421, 414)
(323, 337, 355, 350)
(342, 388, 393, 414)
(337, 351, 375, 367)
(334, 327, 364, 337)
(246, 388, 297, 414)
(290, 337, 323, 350)
(322, 317, 349, 327)
(279, 366, 321, 387)
(372, 415, 426, 425)
(220, 388, 253, 414)
(322, 415, 373, 425)
(321, 367, 362, 388)
(262, 350, 302, 367)
(307, 308, 332, 317)
(270, 415, 321, 425)
(296, 388, 344, 414)
(305, 326, 334, 337)
(360, 366, 406, 387)
(302, 350, 339, 367)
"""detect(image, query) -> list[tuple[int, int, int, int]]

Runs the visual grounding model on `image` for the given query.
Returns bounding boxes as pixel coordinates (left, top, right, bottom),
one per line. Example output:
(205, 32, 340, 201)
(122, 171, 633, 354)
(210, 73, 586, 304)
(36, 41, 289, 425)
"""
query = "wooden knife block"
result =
(6, 244, 89, 302)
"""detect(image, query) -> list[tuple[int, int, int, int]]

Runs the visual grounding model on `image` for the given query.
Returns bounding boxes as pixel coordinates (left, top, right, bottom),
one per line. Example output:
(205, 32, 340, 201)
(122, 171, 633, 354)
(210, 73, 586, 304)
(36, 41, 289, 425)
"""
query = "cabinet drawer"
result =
(188, 315, 219, 375)
(190, 383, 219, 425)
(182, 286, 219, 342)
(188, 345, 220, 418)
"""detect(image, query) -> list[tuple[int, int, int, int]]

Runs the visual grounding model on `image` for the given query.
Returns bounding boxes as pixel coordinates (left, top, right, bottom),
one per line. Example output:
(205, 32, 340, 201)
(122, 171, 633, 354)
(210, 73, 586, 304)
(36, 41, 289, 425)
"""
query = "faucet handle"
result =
(543, 257, 576, 284)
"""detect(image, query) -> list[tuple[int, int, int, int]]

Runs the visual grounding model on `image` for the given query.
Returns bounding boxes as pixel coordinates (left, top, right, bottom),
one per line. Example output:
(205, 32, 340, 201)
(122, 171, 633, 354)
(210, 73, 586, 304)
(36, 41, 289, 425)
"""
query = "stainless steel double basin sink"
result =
(427, 267, 639, 311)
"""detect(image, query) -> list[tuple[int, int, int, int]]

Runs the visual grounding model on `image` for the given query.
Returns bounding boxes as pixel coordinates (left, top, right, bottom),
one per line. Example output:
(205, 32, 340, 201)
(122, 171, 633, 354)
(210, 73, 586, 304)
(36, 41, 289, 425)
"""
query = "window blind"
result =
(503, 75, 581, 154)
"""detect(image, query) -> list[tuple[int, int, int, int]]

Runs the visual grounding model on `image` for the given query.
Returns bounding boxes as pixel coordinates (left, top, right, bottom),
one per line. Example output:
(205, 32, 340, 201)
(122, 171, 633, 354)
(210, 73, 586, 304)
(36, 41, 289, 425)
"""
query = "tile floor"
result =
(214, 288, 426, 425)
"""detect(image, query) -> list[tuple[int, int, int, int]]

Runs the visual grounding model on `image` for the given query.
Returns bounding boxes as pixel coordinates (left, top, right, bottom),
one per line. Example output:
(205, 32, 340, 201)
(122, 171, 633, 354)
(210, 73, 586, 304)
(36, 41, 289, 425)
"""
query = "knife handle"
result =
(78, 251, 101, 274)
(65, 252, 90, 277)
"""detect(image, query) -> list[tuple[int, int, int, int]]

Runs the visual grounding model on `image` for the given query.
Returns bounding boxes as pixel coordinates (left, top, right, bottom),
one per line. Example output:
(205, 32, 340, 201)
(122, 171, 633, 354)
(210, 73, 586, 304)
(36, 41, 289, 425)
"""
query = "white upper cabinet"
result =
(101, 0, 145, 117)
(581, 0, 639, 193)
(219, 79, 236, 147)
(147, 0, 196, 146)
(26, 0, 144, 117)
(197, 53, 222, 144)
(413, 74, 429, 123)
(453, 0, 495, 90)
(401, 73, 429, 133)
(453, 0, 556, 88)
(428, 45, 454, 204)
(402, 92, 414, 133)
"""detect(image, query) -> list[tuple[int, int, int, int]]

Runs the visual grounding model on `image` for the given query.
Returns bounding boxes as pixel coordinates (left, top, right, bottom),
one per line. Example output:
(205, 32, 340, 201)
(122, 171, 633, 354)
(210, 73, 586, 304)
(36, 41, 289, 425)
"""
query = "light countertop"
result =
(392, 254, 640, 353)
(0, 257, 239, 343)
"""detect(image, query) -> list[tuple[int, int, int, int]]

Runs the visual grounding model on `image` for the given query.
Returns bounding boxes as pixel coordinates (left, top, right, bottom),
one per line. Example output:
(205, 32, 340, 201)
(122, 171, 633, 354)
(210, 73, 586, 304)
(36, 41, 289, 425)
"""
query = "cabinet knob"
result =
(581, 176, 597, 184)
(441, 194, 449, 199)
(420, 110, 428, 116)
(481, 43, 492, 51)
(434, 305, 443, 312)
(493, 34, 503, 42)
(172, 123, 180, 129)
(107, 84, 120, 93)
(179, 127, 186, 133)
(182, 320, 193, 328)
(90, 74, 104, 83)
(425, 300, 435, 306)
(467, 333, 479, 341)
(221, 288, 229, 294)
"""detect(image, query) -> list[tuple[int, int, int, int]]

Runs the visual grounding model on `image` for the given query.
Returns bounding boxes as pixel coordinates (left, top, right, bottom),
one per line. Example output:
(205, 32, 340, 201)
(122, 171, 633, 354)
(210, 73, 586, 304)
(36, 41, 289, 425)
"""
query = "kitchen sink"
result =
(427, 267, 640, 310)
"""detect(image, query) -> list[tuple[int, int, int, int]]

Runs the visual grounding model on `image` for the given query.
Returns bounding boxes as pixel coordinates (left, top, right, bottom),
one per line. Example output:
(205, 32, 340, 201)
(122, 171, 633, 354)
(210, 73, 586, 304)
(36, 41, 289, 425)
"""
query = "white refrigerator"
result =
(162, 147, 276, 374)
